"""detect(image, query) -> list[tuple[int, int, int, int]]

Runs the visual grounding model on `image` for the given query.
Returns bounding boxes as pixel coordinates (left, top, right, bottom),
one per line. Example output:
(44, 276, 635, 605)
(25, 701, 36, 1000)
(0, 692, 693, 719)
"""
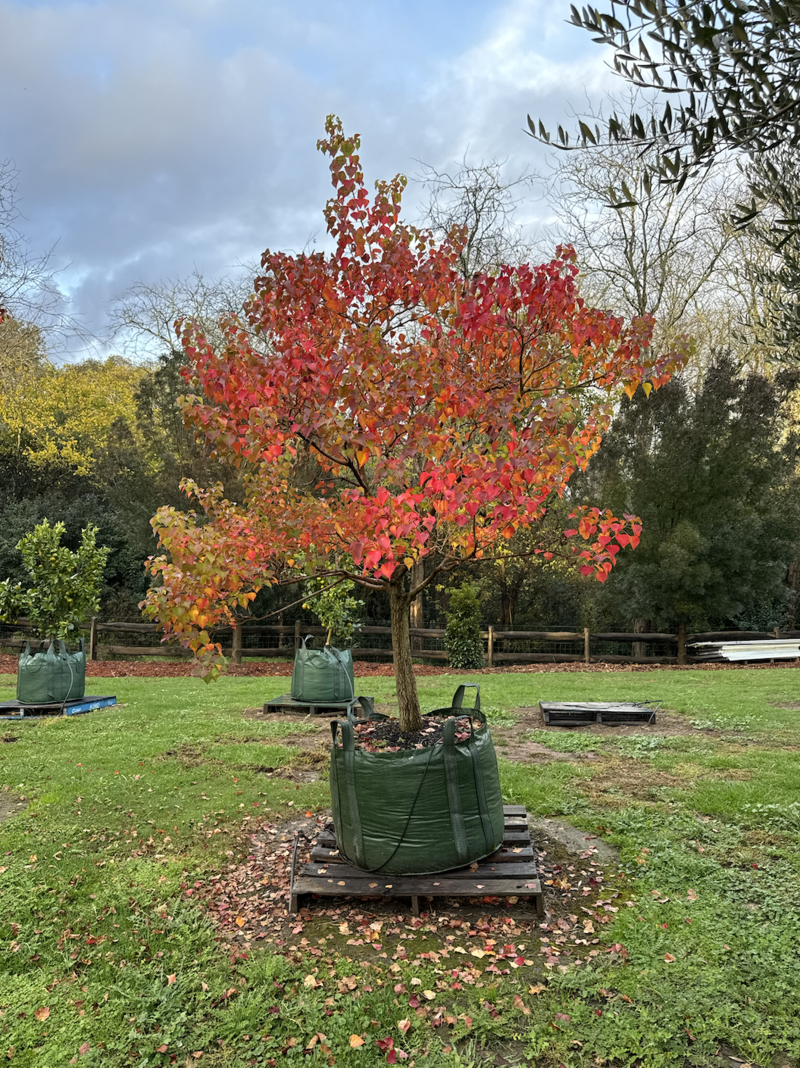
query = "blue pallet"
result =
(0, 695, 117, 720)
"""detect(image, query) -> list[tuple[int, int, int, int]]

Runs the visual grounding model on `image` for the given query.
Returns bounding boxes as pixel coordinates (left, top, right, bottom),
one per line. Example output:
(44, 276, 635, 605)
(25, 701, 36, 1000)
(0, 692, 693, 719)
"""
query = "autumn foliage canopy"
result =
(144, 117, 685, 719)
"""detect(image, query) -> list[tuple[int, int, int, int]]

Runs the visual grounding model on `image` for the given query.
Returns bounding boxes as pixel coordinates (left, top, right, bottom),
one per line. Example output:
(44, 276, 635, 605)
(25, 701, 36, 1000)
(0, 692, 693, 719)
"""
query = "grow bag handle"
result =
(452, 683, 481, 715)
(19, 641, 49, 672)
(299, 634, 316, 649)
(330, 718, 355, 748)
(429, 684, 486, 730)
(343, 695, 389, 726)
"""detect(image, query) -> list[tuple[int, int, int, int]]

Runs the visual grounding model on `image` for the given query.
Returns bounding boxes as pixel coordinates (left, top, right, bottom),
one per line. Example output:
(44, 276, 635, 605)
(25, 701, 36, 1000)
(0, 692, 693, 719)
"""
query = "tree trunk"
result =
(232, 621, 242, 665)
(677, 620, 687, 665)
(632, 618, 648, 661)
(409, 559, 424, 650)
(389, 582, 422, 732)
(787, 560, 798, 630)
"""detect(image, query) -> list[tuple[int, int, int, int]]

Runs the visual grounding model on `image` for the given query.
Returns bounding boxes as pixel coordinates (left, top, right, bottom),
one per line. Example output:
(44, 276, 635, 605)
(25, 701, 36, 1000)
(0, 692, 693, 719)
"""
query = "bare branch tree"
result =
(414, 157, 540, 278)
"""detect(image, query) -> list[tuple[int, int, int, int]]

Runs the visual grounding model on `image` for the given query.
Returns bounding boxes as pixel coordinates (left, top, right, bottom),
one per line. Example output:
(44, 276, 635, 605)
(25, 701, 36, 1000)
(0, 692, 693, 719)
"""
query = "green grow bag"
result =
(330, 685, 504, 875)
(291, 637, 354, 704)
(17, 639, 86, 704)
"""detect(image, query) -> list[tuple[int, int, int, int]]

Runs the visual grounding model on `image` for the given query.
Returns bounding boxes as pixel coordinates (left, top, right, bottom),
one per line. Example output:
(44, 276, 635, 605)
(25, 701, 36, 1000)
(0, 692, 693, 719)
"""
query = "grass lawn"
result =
(2, 668, 800, 1067)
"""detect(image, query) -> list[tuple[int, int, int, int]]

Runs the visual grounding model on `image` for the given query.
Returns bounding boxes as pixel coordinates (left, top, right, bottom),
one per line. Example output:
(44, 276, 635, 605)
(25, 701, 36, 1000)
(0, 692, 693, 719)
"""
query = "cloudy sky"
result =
(0, 0, 616, 359)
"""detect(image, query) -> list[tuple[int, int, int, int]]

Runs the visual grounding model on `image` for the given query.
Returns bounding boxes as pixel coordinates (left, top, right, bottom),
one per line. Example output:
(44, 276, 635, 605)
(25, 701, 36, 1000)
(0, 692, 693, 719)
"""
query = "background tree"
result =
(583, 356, 800, 652)
(541, 126, 735, 368)
(416, 158, 537, 280)
(444, 584, 485, 669)
(0, 520, 109, 641)
(528, 1, 800, 349)
(143, 117, 685, 730)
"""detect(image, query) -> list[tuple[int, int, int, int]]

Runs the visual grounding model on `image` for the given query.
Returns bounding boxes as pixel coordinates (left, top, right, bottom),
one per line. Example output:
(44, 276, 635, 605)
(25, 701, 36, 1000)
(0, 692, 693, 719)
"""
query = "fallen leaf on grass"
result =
(349, 1035, 365, 1048)
(78, 1043, 91, 1056)
(422, 990, 435, 1001)
(304, 975, 321, 988)
(513, 994, 530, 1015)
(167, 974, 176, 985)
(397, 1019, 411, 1035)
(687, 888, 698, 901)
(156, 1044, 168, 1053)
(235, 916, 246, 928)
(664, 953, 676, 963)
(34, 1007, 50, 1022)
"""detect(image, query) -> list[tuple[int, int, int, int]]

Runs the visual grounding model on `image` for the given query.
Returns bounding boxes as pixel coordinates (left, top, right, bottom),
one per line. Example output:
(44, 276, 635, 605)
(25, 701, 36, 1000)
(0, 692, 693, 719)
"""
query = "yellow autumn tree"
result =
(0, 329, 146, 477)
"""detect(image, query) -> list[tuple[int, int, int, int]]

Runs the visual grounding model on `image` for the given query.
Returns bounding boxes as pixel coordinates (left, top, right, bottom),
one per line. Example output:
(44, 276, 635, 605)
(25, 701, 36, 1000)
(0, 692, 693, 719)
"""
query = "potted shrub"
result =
(0, 520, 109, 703)
(291, 577, 364, 704)
(143, 119, 684, 873)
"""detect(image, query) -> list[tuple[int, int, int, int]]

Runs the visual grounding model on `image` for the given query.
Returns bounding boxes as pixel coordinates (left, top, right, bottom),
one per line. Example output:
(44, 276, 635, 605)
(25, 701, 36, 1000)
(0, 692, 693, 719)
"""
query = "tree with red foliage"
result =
(143, 117, 686, 731)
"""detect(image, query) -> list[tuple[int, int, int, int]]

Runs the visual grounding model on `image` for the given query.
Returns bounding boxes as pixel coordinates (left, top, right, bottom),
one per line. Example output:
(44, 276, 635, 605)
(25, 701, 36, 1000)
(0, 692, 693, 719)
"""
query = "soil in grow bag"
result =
(329, 684, 505, 876)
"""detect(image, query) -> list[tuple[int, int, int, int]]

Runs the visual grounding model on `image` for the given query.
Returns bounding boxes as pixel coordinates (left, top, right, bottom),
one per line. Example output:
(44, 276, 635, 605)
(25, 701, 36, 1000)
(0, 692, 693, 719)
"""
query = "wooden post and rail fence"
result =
(2, 619, 798, 666)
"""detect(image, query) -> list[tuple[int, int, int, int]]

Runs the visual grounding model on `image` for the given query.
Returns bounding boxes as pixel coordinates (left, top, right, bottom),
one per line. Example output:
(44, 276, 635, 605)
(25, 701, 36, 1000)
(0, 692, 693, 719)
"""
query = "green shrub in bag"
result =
(17, 640, 86, 704)
(291, 637, 354, 703)
(330, 685, 505, 875)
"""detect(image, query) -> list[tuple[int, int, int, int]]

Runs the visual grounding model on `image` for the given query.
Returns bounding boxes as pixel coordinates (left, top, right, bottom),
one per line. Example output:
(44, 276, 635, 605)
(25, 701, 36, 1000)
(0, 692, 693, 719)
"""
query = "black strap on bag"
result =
(330, 718, 367, 868)
(441, 716, 470, 866)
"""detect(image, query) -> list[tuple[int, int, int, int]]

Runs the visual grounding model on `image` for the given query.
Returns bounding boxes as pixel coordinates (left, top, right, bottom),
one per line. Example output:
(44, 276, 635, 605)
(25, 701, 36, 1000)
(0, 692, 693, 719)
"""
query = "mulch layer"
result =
(350, 714, 475, 752)
(0, 655, 798, 678)
(201, 812, 630, 978)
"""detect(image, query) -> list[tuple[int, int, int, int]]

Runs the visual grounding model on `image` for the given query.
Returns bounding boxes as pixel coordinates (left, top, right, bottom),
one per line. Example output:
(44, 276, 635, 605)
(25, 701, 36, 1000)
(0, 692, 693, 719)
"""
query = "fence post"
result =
(677, 621, 687, 665)
(89, 616, 98, 662)
(294, 619, 301, 654)
(584, 628, 590, 665)
(487, 626, 494, 668)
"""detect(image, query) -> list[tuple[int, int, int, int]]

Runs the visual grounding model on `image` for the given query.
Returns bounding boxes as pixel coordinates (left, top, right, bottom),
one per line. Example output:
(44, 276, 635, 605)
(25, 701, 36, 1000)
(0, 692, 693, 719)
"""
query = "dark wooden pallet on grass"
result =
(263, 693, 373, 717)
(540, 700, 661, 727)
(290, 804, 543, 918)
(0, 695, 117, 721)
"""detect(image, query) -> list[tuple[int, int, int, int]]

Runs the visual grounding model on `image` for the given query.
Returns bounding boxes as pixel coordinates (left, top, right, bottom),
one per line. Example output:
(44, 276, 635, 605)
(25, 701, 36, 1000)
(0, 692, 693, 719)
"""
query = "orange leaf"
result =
(349, 1035, 365, 1048)
(34, 1007, 50, 1022)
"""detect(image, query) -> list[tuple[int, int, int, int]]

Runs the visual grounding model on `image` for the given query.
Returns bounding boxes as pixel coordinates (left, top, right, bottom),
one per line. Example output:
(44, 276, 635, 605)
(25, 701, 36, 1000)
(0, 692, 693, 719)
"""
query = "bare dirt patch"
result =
(493, 738, 597, 764)
(0, 788, 27, 825)
(578, 761, 686, 805)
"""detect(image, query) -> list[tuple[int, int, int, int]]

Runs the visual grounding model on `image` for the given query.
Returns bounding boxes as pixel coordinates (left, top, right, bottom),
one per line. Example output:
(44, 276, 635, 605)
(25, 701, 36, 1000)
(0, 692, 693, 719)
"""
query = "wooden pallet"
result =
(290, 805, 544, 917)
(262, 693, 373, 717)
(540, 700, 660, 726)
(0, 695, 117, 721)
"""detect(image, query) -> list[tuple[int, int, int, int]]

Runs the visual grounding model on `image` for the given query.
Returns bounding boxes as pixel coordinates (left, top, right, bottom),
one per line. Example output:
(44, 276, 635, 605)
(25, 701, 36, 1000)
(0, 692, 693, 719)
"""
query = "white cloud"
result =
(0, 0, 617, 357)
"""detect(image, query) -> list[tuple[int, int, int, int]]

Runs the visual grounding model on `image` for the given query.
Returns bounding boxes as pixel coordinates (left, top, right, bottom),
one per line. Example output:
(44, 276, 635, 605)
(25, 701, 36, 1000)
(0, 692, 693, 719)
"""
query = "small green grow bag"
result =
(17, 639, 86, 704)
(330, 685, 504, 875)
(291, 637, 354, 704)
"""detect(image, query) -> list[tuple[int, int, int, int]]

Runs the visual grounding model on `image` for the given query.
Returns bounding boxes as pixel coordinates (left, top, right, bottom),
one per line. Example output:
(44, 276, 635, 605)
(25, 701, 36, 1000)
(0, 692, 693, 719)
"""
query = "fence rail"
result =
(2, 618, 799, 666)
